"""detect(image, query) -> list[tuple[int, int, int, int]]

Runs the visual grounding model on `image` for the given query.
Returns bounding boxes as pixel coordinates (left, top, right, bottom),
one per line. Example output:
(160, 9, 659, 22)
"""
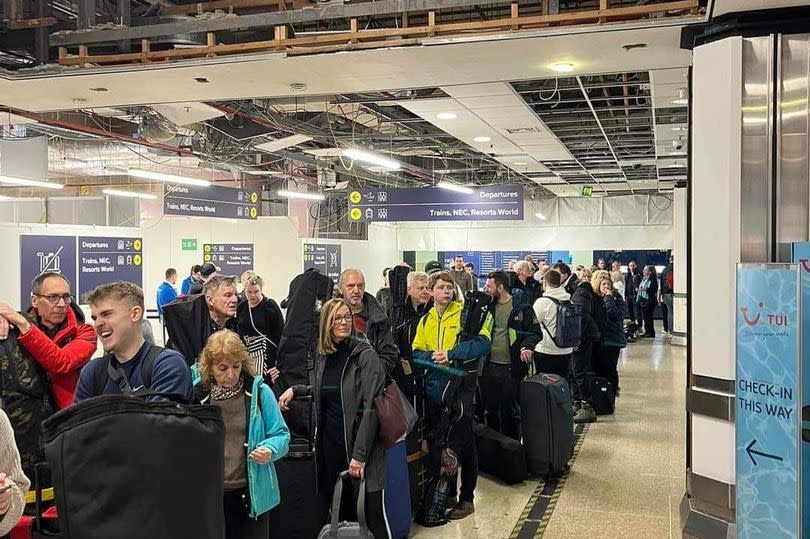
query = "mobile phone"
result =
(0, 484, 12, 494)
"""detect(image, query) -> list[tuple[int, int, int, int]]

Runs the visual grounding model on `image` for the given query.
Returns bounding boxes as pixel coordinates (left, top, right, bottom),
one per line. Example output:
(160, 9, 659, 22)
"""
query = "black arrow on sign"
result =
(746, 439, 784, 466)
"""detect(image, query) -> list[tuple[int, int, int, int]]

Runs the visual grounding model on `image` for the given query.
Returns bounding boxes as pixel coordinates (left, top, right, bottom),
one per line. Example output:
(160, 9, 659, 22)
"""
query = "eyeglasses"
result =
(332, 314, 353, 326)
(34, 294, 73, 306)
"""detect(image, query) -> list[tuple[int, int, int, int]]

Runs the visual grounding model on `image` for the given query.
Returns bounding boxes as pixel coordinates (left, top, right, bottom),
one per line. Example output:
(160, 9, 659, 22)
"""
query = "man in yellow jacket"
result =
(412, 271, 492, 525)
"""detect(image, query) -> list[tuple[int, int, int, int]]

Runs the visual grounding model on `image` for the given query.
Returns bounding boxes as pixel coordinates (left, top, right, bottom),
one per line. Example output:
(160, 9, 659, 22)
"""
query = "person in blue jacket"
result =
(181, 265, 202, 296)
(194, 329, 290, 539)
(156, 268, 178, 320)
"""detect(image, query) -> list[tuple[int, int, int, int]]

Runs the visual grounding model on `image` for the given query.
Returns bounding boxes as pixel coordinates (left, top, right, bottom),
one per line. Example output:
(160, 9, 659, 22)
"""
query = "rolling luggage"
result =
(520, 373, 573, 477)
(11, 464, 59, 539)
(384, 442, 412, 539)
(317, 472, 372, 539)
(268, 396, 321, 539)
(473, 422, 527, 485)
(591, 376, 615, 416)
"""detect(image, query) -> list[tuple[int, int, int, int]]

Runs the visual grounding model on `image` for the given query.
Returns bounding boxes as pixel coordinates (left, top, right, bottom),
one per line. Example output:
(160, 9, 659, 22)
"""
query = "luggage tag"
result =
(401, 359, 413, 376)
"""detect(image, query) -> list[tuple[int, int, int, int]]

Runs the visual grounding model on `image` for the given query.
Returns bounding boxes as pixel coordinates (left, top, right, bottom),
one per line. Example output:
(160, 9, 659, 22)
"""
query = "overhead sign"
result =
(303, 243, 342, 282)
(164, 183, 259, 220)
(735, 264, 801, 538)
(181, 238, 198, 251)
(78, 237, 143, 301)
(19, 235, 77, 310)
(348, 185, 524, 222)
(203, 243, 254, 277)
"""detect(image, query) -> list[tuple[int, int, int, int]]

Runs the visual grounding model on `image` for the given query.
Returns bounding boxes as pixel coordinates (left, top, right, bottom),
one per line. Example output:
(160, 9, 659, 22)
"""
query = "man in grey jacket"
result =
(449, 256, 475, 296)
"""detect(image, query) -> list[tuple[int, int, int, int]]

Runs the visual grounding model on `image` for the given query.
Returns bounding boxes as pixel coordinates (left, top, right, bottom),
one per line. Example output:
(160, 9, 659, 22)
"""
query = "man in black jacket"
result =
(570, 268, 600, 424)
(510, 261, 541, 309)
(338, 268, 399, 374)
(625, 261, 642, 325)
(481, 271, 540, 439)
(553, 262, 579, 295)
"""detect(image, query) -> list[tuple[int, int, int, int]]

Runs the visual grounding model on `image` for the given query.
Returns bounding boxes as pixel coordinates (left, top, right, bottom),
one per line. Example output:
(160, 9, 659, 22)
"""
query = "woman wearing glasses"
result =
(278, 298, 389, 539)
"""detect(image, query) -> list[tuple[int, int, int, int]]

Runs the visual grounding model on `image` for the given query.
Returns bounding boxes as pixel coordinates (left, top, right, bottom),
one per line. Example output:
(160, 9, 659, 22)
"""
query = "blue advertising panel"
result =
(736, 264, 801, 539)
(791, 243, 810, 536)
(303, 243, 342, 282)
(78, 237, 143, 301)
(19, 235, 77, 310)
(164, 182, 259, 220)
(348, 185, 523, 222)
(203, 243, 254, 277)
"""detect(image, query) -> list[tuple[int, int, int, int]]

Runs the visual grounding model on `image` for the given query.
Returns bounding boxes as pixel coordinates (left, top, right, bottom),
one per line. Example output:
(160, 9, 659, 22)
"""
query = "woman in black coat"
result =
(278, 298, 388, 539)
(237, 275, 284, 385)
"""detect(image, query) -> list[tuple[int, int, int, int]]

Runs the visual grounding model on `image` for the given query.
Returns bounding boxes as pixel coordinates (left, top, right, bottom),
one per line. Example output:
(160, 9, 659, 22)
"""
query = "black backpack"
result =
(91, 345, 164, 397)
(542, 297, 583, 349)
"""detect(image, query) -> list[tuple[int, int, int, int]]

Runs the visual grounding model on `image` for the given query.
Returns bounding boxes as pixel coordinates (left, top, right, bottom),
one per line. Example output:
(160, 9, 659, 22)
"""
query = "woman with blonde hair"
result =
(193, 330, 290, 539)
(595, 273, 627, 397)
(278, 298, 389, 539)
(237, 274, 284, 385)
(569, 266, 601, 423)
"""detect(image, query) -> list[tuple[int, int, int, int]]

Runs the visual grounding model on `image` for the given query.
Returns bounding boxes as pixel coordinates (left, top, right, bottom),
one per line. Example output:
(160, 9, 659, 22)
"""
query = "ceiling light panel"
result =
(255, 134, 314, 153)
(152, 102, 225, 126)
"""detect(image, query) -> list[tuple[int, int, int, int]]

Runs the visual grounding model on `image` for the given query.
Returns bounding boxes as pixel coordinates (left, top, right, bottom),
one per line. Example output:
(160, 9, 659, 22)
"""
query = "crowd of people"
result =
(0, 250, 673, 538)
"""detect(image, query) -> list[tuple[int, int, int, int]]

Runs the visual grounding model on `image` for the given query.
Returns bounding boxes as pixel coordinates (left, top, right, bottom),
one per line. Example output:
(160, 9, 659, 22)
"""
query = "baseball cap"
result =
(200, 262, 219, 278)
(424, 260, 443, 274)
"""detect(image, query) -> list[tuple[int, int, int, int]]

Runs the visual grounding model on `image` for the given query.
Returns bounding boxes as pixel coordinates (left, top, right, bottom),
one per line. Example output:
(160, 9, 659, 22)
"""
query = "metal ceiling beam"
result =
(50, 0, 504, 46)
(575, 75, 633, 194)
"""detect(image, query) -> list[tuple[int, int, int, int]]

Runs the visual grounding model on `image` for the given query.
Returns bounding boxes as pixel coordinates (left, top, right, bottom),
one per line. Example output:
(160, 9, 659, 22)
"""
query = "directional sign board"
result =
(20, 235, 77, 310)
(78, 237, 144, 301)
(348, 185, 523, 222)
(303, 243, 342, 282)
(164, 182, 259, 220)
(203, 243, 254, 277)
(735, 264, 801, 538)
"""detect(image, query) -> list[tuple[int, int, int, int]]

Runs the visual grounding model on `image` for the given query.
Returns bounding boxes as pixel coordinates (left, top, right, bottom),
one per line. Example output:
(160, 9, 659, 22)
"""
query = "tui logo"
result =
(741, 303, 763, 327)
(740, 302, 789, 327)
(800, 258, 810, 273)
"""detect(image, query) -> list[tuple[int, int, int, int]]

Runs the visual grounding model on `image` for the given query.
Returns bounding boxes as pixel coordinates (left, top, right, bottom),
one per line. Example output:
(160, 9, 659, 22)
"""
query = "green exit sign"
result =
(581, 185, 593, 197)
(181, 238, 198, 251)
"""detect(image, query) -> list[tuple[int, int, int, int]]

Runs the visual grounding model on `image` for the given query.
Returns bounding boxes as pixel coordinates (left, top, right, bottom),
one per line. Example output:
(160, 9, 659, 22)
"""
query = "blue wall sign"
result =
(78, 237, 143, 301)
(735, 264, 801, 538)
(203, 243, 254, 277)
(791, 243, 810, 536)
(19, 235, 77, 310)
(164, 183, 259, 220)
(348, 185, 524, 222)
(303, 243, 342, 282)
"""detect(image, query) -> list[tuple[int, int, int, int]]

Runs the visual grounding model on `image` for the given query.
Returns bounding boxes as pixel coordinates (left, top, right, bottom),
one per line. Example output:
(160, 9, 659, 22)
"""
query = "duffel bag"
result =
(42, 393, 225, 539)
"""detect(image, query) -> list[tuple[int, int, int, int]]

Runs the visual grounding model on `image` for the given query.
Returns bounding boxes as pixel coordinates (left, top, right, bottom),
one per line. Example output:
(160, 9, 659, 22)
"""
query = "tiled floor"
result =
(411, 329, 687, 539)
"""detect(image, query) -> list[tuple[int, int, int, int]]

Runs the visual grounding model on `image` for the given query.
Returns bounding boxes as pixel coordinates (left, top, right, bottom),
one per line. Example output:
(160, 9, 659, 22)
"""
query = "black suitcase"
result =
(268, 395, 321, 539)
(591, 376, 615, 416)
(520, 373, 574, 477)
(473, 422, 527, 484)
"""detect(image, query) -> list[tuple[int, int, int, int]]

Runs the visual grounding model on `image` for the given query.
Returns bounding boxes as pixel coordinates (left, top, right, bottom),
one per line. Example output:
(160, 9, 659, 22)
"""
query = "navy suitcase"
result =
(520, 373, 574, 477)
(591, 376, 615, 416)
(384, 441, 412, 539)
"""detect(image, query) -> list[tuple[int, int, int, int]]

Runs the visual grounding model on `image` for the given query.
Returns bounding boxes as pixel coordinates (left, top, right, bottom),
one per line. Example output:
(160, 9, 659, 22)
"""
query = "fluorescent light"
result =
(535, 212, 547, 220)
(436, 112, 458, 120)
(0, 176, 64, 189)
(513, 162, 529, 166)
(243, 170, 285, 176)
(0, 195, 13, 201)
(128, 168, 211, 187)
(342, 148, 401, 171)
(550, 62, 575, 73)
(103, 188, 158, 200)
(277, 189, 325, 201)
(473, 136, 491, 143)
(437, 181, 474, 195)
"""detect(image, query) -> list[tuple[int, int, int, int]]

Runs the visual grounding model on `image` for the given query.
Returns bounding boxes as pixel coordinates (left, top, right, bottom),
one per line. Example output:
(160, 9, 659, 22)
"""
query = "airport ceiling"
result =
(1, 67, 688, 199)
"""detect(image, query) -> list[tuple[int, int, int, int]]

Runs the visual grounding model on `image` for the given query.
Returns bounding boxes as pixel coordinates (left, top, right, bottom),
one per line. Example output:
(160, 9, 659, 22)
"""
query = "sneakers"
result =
(448, 501, 475, 520)
(574, 403, 597, 424)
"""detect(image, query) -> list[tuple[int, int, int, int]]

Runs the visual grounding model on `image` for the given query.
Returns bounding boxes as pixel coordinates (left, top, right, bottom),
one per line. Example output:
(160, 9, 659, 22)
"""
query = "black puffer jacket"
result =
(602, 292, 627, 348)
(571, 281, 601, 342)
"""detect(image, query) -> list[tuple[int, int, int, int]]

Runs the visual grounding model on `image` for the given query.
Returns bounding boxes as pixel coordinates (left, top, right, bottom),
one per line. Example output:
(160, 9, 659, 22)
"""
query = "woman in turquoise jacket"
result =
(193, 329, 290, 539)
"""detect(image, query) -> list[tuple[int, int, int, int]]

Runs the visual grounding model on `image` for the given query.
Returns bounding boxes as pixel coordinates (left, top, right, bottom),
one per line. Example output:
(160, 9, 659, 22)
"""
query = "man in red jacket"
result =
(0, 272, 97, 409)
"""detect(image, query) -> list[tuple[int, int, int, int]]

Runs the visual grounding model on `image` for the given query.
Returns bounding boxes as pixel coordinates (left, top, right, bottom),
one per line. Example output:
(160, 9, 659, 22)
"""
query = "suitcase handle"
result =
(327, 471, 370, 538)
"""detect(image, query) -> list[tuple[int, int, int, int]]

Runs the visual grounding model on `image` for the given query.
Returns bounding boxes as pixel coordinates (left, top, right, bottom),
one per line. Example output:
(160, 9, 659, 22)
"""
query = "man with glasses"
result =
(0, 272, 97, 409)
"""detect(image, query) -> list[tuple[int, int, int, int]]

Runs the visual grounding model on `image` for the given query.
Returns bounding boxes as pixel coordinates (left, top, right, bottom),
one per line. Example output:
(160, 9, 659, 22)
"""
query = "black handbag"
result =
(42, 391, 225, 539)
